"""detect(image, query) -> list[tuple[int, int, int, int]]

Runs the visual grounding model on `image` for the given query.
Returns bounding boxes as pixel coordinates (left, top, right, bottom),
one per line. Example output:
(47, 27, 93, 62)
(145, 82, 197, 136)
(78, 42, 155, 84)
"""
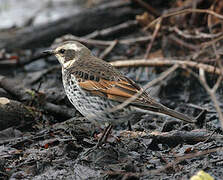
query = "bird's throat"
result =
(63, 60, 76, 69)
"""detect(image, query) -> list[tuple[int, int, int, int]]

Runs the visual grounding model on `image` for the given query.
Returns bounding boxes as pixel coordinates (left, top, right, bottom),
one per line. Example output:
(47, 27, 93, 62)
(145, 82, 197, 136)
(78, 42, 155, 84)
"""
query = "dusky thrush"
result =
(44, 41, 196, 125)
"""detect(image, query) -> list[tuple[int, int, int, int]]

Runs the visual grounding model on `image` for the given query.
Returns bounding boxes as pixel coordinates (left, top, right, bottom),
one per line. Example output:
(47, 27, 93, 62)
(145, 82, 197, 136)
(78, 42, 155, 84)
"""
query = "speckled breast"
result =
(62, 71, 134, 124)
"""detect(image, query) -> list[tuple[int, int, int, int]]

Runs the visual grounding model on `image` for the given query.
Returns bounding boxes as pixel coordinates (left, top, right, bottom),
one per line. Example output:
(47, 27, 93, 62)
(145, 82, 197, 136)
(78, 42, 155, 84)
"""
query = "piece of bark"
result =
(0, 76, 77, 119)
(0, 88, 13, 99)
(44, 102, 76, 119)
(0, 97, 37, 131)
(0, 76, 34, 102)
(0, 1, 141, 51)
(149, 129, 210, 147)
(120, 129, 211, 146)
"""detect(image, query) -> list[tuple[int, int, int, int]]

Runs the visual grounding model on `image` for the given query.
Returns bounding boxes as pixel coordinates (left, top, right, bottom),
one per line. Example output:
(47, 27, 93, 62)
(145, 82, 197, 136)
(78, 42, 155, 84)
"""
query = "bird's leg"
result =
(96, 124, 113, 147)
(77, 124, 113, 161)
(127, 120, 132, 131)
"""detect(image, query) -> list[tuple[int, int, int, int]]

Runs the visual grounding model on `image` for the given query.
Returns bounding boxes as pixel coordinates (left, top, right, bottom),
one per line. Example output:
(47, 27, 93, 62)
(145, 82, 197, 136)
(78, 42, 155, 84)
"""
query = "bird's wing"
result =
(74, 71, 164, 110)
(69, 67, 196, 123)
(79, 76, 140, 101)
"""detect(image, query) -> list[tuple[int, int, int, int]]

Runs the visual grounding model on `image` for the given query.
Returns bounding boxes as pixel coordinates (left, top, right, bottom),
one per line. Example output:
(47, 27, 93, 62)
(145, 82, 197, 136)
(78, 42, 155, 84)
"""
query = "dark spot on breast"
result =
(80, 72, 84, 78)
(84, 73, 89, 80)
(65, 49, 76, 61)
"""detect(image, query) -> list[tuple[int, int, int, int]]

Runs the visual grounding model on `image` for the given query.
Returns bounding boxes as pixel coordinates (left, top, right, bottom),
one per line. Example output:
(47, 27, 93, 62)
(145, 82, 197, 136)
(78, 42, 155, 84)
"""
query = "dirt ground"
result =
(0, 0, 223, 179)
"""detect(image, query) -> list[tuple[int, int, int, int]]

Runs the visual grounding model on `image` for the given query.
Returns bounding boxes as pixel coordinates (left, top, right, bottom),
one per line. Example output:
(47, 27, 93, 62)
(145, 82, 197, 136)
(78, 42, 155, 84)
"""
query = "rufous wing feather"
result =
(78, 77, 196, 123)
(78, 78, 140, 101)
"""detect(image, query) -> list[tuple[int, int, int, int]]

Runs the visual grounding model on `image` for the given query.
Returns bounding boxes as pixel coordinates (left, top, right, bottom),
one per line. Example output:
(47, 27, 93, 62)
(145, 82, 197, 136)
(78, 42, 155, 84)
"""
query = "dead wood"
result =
(0, 88, 12, 99)
(0, 76, 35, 102)
(0, 1, 141, 51)
(111, 58, 222, 75)
(44, 102, 76, 119)
(120, 129, 210, 146)
(0, 76, 76, 119)
(0, 97, 37, 131)
(149, 129, 210, 146)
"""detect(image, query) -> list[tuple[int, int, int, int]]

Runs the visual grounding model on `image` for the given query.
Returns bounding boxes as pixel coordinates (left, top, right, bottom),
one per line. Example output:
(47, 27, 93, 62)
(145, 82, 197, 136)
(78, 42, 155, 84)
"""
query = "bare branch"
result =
(170, 26, 223, 39)
(99, 40, 118, 59)
(111, 58, 222, 75)
(144, 8, 223, 30)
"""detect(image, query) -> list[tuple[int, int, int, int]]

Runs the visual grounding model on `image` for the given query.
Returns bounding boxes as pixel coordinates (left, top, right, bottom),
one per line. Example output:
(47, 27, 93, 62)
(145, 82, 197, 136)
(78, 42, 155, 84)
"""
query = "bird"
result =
(44, 41, 196, 126)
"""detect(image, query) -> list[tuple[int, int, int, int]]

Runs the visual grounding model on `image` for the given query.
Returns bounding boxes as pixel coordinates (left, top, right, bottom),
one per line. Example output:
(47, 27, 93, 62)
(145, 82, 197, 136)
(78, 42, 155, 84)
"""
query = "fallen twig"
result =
(54, 34, 152, 47)
(170, 26, 223, 40)
(120, 129, 211, 146)
(144, 8, 223, 30)
(99, 40, 118, 59)
(144, 18, 161, 58)
(136, 18, 161, 81)
(84, 20, 138, 39)
(111, 58, 222, 75)
(201, 34, 223, 49)
(168, 34, 200, 51)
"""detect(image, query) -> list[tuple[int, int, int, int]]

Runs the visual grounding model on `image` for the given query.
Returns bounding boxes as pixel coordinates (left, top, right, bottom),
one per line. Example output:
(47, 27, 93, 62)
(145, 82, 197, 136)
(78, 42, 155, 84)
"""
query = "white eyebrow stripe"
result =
(56, 43, 82, 52)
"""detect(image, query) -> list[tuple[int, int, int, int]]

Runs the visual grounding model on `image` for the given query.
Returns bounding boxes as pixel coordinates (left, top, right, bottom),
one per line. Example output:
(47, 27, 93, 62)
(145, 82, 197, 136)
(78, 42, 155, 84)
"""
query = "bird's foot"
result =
(77, 124, 113, 161)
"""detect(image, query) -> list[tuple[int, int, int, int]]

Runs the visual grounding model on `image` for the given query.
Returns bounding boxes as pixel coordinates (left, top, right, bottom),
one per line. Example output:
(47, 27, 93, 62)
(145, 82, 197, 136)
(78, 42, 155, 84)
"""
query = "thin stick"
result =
(170, 26, 223, 39)
(99, 40, 118, 59)
(84, 20, 138, 39)
(144, 19, 162, 58)
(168, 34, 199, 51)
(111, 58, 222, 75)
(55, 34, 152, 47)
(144, 8, 223, 30)
(136, 18, 161, 81)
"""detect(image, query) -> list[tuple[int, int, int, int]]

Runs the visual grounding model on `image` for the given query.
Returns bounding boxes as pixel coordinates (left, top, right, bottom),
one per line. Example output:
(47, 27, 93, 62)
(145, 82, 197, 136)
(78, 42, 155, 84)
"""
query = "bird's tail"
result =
(139, 104, 196, 123)
(158, 106, 196, 123)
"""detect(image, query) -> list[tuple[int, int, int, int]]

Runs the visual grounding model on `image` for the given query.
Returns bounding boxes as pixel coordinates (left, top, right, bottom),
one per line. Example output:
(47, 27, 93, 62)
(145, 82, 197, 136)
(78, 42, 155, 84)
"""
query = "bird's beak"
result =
(43, 49, 54, 55)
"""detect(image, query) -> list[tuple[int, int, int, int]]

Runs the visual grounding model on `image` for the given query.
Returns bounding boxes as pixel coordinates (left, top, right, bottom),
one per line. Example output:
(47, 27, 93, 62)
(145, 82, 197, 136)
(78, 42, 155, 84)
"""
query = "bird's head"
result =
(44, 41, 91, 69)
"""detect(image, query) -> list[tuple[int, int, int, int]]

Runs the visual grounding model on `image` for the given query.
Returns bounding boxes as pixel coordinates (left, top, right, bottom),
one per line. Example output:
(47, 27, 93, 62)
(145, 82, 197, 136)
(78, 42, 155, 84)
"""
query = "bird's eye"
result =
(59, 49, 65, 54)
